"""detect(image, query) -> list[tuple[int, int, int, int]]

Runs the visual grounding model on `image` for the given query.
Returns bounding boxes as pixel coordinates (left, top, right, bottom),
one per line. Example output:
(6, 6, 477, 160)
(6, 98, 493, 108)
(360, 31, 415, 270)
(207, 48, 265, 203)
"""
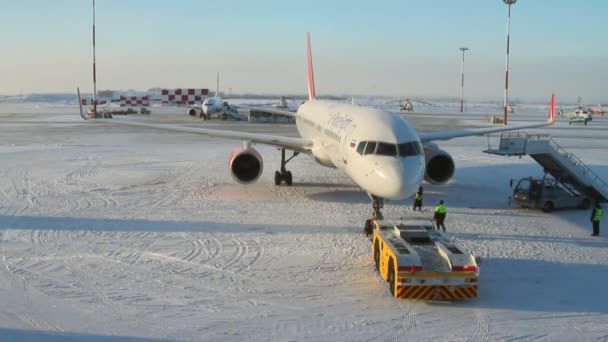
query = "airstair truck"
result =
(510, 175, 592, 212)
(371, 219, 478, 300)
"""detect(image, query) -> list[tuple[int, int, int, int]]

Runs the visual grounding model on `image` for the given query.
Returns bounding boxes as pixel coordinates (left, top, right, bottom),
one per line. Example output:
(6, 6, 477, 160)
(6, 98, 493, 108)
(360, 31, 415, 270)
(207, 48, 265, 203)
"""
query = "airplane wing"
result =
(411, 99, 433, 105)
(386, 99, 433, 105)
(104, 120, 312, 152)
(77, 89, 312, 153)
(238, 106, 297, 118)
(418, 94, 556, 143)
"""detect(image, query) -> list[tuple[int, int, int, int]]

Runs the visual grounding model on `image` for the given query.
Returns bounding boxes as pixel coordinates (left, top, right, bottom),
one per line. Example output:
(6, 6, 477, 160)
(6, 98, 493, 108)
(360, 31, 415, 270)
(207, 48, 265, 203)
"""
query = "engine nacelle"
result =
(188, 107, 200, 116)
(228, 147, 263, 184)
(423, 142, 455, 185)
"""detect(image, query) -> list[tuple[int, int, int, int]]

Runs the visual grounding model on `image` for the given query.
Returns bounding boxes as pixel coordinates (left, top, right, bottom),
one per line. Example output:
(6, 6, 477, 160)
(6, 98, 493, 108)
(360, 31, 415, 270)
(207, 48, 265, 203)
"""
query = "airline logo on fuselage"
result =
(327, 113, 353, 137)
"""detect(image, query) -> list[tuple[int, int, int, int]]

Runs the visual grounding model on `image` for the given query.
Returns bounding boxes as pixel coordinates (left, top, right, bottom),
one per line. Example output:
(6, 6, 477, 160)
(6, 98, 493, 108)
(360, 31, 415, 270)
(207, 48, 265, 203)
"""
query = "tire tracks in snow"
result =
(466, 309, 490, 342)
(0, 230, 65, 333)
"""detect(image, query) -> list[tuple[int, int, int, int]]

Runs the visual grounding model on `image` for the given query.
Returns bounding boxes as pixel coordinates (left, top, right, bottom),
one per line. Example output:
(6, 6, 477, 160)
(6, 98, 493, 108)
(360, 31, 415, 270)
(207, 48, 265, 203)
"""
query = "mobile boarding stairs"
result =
(483, 132, 608, 203)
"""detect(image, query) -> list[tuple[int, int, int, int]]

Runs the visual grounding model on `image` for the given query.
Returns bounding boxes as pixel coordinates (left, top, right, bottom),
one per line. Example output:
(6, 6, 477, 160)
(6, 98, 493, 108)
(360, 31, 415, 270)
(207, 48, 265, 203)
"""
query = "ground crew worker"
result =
(434, 200, 447, 232)
(591, 200, 602, 236)
(413, 186, 423, 211)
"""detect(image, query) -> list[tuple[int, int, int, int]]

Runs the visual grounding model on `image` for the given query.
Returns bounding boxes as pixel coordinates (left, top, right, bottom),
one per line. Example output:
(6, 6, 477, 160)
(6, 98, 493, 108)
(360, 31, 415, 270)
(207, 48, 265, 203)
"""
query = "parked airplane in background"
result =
(78, 33, 555, 225)
(387, 98, 432, 112)
(188, 73, 243, 120)
(558, 107, 593, 125)
(588, 106, 604, 115)
(245, 96, 297, 110)
(276, 96, 289, 109)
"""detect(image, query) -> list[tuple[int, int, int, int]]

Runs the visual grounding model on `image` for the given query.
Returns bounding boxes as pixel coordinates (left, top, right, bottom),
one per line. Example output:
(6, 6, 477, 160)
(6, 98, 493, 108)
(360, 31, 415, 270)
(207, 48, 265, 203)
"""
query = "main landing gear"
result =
(363, 195, 384, 238)
(274, 148, 299, 186)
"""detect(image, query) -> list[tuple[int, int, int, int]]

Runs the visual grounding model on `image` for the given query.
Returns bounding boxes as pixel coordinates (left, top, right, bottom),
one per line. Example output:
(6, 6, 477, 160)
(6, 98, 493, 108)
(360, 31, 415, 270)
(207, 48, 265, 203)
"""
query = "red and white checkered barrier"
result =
(81, 99, 107, 106)
(161, 89, 209, 105)
(120, 96, 150, 107)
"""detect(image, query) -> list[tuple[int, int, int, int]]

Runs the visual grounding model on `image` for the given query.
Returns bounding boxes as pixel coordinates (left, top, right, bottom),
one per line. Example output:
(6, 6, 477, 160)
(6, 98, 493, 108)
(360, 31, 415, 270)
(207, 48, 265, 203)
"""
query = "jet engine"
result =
(188, 107, 200, 116)
(228, 147, 263, 184)
(423, 142, 455, 185)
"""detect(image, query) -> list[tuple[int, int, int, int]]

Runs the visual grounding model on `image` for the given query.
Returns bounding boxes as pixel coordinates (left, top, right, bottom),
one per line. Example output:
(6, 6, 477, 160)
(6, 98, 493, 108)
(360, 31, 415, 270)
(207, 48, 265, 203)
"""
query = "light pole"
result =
(92, 0, 98, 118)
(502, 0, 516, 125)
(459, 47, 468, 113)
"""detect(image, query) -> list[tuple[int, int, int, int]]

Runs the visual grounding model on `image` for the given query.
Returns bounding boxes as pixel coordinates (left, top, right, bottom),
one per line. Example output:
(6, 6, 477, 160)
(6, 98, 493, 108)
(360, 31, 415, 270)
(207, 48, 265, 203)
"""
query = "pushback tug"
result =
(369, 219, 479, 300)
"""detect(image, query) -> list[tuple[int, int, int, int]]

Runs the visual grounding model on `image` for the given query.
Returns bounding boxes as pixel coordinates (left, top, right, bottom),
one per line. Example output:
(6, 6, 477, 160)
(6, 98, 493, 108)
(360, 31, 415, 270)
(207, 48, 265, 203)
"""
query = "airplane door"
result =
(343, 125, 356, 164)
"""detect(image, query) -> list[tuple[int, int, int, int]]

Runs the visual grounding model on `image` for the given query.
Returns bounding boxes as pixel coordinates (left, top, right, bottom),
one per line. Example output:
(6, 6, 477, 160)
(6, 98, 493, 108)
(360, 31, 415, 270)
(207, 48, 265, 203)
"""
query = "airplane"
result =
(243, 96, 297, 111)
(78, 33, 555, 228)
(589, 107, 605, 115)
(273, 96, 290, 109)
(558, 107, 593, 125)
(587, 106, 604, 115)
(187, 73, 244, 120)
(387, 98, 432, 112)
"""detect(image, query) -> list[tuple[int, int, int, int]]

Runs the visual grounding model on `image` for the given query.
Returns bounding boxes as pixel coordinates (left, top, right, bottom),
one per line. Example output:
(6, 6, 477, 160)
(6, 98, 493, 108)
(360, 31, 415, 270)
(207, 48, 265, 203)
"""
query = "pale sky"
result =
(1, 0, 607, 103)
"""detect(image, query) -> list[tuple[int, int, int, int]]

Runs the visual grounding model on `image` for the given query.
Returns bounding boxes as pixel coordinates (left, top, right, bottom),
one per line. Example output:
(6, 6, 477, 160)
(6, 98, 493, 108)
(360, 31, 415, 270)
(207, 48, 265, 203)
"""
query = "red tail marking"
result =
(306, 32, 316, 101)
(549, 93, 555, 122)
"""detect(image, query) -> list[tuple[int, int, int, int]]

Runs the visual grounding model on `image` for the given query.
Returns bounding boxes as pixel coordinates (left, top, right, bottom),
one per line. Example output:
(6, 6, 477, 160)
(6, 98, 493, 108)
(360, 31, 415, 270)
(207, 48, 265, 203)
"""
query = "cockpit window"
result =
(356, 142, 366, 155)
(357, 140, 421, 157)
(376, 142, 397, 156)
(364, 141, 377, 155)
(398, 141, 423, 156)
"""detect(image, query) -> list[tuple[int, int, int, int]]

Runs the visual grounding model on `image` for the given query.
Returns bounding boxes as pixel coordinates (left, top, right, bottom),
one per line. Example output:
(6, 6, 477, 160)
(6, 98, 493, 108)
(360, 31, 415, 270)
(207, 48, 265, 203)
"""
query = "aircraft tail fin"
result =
(306, 32, 316, 101)
(216, 72, 220, 97)
(549, 94, 555, 123)
(77, 87, 88, 120)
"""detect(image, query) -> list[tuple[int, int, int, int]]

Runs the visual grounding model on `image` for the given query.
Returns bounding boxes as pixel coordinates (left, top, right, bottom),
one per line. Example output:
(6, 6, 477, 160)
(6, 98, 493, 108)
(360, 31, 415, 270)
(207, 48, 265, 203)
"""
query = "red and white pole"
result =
(503, 0, 516, 125)
(460, 47, 468, 113)
(92, 0, 97, 118)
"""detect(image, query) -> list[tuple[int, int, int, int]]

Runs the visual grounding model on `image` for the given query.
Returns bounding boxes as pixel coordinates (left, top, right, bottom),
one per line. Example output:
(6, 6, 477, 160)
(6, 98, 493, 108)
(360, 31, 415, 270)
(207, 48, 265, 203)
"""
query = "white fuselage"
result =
(568, 109, 592, 120)
(202, 96, 223, 116)
(295, 100, 425, 200)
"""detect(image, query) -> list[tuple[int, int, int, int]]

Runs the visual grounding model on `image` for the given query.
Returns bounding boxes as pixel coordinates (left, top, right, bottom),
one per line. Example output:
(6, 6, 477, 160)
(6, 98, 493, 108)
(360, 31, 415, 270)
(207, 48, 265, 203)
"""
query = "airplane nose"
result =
(373, 156, 424, 200)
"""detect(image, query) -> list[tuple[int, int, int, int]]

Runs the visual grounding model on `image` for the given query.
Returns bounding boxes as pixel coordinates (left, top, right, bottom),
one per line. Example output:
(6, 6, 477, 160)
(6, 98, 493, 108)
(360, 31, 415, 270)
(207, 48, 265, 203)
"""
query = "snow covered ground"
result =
(0, 103, 607, 341)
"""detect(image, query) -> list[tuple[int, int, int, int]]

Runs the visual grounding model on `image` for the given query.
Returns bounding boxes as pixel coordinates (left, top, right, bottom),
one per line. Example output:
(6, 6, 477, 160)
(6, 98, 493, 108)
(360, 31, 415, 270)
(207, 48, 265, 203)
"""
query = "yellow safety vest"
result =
(435, 204, 446, 214)
(415, 192, 422, 201)
(593, 208, 603, 221)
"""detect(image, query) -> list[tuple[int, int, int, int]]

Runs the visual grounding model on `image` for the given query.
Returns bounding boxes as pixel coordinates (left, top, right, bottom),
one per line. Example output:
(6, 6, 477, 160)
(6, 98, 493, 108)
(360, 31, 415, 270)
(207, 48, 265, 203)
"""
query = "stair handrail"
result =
(545, 135, 608, 196)
(495, 132, 608, 199)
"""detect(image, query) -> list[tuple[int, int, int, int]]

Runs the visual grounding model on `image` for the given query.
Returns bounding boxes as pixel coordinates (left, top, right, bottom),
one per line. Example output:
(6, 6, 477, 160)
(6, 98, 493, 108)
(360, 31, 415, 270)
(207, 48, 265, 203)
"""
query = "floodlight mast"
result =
(92, 0, 97, 118)
(459, 47, 468, 113)
(502, 0, 516, 125)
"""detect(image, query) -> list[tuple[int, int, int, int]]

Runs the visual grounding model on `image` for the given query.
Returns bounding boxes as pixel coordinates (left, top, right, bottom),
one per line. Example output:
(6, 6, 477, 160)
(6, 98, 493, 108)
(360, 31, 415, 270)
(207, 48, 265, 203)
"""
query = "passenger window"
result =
(364, 141, 377, 155)
(356, 141, 366, 155)
(376, 142, 397, 156)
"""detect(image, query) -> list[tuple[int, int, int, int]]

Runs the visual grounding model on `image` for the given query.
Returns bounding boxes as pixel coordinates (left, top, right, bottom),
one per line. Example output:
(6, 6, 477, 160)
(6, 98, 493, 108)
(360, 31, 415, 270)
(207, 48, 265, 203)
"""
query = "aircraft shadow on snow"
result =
(0, 214, 358, 235)
(0, 328, 173, 342)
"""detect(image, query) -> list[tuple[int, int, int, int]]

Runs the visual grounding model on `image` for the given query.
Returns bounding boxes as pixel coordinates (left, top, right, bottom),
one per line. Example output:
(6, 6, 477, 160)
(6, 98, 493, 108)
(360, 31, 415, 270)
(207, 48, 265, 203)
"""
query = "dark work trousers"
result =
(593, 220, 600, 235)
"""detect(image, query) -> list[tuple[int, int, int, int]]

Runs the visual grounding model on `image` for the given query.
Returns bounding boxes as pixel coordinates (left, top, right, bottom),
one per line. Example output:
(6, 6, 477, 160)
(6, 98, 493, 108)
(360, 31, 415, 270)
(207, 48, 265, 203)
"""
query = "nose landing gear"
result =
(363, 195, 384, 238)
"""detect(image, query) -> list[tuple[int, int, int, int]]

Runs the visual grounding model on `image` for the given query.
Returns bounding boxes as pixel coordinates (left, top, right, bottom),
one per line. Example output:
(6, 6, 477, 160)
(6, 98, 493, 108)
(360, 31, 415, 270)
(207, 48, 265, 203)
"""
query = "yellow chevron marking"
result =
(395, 285, 477, 299)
